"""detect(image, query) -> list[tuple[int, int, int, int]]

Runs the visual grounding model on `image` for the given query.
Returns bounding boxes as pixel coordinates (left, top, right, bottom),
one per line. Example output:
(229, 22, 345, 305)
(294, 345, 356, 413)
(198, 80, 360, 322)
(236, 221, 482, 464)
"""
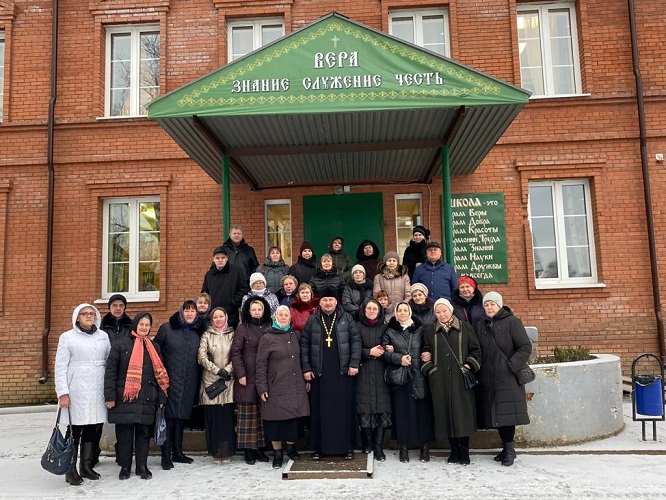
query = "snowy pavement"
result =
(2, 399, 666, 500)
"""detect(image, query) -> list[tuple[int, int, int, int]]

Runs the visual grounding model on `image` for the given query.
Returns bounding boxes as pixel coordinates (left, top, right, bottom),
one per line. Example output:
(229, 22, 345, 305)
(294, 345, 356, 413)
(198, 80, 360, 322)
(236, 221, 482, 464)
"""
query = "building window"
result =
(228, 18, 284, 62)
(389, 8, 450, 57)
(265, 200, 292, 265)
(517, 3, 581, 97)
(528, 180, 597, 286)
(395, 194, 423, 258)
(105, 25, 160, 117)
(103, 197, 160, 300)
(0, 31, 5, 122)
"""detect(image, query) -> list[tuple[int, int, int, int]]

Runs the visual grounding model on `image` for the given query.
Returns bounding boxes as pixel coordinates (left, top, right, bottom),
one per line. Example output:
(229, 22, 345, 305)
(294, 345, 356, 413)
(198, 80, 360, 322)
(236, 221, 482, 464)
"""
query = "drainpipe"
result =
(628, 0, 665, 359)
(39, 0, 58, 384)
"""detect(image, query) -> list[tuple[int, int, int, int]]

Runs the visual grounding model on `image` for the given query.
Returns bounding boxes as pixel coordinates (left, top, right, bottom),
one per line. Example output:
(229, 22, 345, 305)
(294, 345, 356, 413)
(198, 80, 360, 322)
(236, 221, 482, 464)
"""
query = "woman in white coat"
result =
(55, 303, 111, 486)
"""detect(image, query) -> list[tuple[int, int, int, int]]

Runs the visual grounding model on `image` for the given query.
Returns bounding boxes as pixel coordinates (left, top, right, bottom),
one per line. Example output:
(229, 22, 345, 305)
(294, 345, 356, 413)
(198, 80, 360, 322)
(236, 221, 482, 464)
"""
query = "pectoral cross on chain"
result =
(326, 335, 333, 348)
(331, 36, 340, 48)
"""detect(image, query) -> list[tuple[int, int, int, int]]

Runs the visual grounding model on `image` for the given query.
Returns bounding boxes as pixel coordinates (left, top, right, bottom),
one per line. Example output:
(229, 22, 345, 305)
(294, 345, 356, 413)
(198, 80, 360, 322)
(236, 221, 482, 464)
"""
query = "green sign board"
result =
(451, 193, 508, 283)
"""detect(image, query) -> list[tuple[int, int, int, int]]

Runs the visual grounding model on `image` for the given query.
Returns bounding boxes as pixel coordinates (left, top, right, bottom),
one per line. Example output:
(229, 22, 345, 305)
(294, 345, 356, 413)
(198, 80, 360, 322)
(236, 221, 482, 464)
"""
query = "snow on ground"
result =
(2, 399, 666, 500)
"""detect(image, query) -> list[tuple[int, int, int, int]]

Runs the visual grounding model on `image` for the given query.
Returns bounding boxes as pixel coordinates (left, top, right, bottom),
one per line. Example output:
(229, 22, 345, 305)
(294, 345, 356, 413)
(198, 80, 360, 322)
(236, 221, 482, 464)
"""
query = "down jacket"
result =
(475, 306, 532, 429)
(342, 279, 373, 321)
(381, 316, 427, 399)
(300, 306, 362, 377)
(201, 261, 248, 328)
(309, 268, 346, 301)
(54, 304, 110, 425)
(355, 304, 391, 415)
(256, 257, 290, 294)
(222, 237, 259, 281)
(104, 334, 167, 425)
(198, 325, 234, 405)
(154, 312, 206, 420)
(256, 326, 310, 421)
(101, 312, 132, 345)
(373, 263, 411, 306)
(451, 287, 485, 327)
(413, 259, 458, 301)
(230, 296, 272, 404)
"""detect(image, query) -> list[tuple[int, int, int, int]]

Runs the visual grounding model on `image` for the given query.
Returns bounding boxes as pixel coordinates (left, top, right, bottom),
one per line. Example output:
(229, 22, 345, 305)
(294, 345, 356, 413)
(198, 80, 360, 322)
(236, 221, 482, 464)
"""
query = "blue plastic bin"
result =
(636, 375, 664, 416)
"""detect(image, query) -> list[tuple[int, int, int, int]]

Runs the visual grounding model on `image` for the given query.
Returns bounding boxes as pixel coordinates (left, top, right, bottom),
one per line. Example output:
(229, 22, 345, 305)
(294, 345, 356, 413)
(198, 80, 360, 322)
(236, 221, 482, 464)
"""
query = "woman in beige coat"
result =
(373, 251, 411, 306)
(198, 307, 235, 463)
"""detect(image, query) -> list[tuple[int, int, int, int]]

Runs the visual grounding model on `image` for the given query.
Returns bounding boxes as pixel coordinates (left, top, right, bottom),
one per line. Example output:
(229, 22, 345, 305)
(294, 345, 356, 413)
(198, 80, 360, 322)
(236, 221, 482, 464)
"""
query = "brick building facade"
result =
(0, 0, 664, 405)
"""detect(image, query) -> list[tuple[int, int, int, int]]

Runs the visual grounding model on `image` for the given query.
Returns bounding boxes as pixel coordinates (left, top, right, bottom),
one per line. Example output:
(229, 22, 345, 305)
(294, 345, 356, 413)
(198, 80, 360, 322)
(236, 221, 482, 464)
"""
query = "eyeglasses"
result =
(79, 311, 96, 317)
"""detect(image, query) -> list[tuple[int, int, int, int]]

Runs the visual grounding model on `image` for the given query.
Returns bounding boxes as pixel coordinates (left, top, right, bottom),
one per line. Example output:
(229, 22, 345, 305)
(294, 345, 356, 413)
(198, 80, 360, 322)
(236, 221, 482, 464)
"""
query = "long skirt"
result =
(391, 383, 434, 447)
(263, 418, 298, 443)
(204, 404, 236, 458)
(236, 402, 265, 449)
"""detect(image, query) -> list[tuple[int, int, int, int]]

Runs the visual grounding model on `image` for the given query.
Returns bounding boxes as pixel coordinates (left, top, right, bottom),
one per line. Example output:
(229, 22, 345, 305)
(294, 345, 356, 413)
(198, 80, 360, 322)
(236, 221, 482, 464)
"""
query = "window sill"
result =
(534, 282, 606, 290)
(96, 115, 149, 122)
(94, 296, 160, 305)
(528, 93, 591, 100)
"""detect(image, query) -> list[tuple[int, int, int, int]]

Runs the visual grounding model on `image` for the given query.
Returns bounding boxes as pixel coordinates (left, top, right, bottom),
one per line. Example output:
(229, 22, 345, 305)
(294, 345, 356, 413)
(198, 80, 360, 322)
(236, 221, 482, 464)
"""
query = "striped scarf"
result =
(123, 332, 170, 402)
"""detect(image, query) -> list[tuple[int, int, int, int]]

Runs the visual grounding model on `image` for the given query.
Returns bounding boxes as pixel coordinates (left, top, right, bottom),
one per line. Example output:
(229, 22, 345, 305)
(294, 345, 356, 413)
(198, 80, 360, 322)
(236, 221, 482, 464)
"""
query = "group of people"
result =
(53, 224, 533, 487)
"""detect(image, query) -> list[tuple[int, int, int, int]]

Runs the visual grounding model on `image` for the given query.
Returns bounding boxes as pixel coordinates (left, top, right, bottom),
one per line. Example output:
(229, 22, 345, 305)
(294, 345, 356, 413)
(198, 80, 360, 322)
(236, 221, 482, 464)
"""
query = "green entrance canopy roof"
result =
(148, 12, 530, 189)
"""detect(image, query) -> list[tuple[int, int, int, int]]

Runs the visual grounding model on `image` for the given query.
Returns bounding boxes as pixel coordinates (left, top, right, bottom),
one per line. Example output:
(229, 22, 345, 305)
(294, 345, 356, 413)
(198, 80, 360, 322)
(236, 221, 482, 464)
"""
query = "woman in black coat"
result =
(289, 241, 317, 288)
(451, 275, 484, 327)
(382, 302, 434, 463)
(105, 312, 168, 480)
(309, 254, 346, 301)
(355, 239, 382, 282)
(409, 283, 436, 327)
(154, 300, 206, 469)
(342, 265, 374, 321)
(230, 296, 272, 465)
(475, 291, 532, 467)
(402, 225, 430, 280)
(355, 299, 391, 461)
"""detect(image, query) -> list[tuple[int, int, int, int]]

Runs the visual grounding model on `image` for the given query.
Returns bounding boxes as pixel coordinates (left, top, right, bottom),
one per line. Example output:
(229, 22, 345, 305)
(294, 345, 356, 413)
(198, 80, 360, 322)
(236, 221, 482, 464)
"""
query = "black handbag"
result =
(205, 378, 227, 399)
(383, 329, 414, 387)
(40, 408, 74, 475)
(489, 331, 535, 386)
(437, 328, 479, 390)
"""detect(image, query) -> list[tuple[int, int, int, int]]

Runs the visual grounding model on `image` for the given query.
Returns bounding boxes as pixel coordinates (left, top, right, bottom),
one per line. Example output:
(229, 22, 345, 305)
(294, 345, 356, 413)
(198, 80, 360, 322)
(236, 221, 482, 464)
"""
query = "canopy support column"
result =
(441, 146, 454, 265)
(223, 155, 231, 238)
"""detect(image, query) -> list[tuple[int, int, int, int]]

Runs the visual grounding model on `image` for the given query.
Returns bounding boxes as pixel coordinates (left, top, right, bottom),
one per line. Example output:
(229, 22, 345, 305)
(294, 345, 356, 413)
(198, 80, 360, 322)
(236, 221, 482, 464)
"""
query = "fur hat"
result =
(483, 291, 503, 308)
(249, 272, 267, 288)
(410, 283, 429, 297)
(300, 241, 314, 253)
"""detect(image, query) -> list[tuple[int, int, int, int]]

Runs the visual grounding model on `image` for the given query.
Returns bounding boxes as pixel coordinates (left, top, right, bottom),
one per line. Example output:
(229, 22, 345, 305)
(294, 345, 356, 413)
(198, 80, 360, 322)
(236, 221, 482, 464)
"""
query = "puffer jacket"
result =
(289, 256, 317, 288)
(342, 278, 373, 321)
(381, 316, 427, 399)
(257, 257, 290, 294)
(403, 239, 427, 281)
(451, 287, 485, 327)
(201, 261, 248, 327)
(154, 312, 206, 420)
(409, 298, 436, 327)
(373, 263, 411, 306)
(355, 305, 391, 415)
(230, 296, 272, 404)
(309, 268, 346, 301)
(300, 306, 361, 376)
(475, 307, 532, 429)
(105, 334, 167, 425)
(101, 312, 132, 345)
(241, 288, 279, 316)
(198, 325, 234, 405)
(413, 259, 458, 301)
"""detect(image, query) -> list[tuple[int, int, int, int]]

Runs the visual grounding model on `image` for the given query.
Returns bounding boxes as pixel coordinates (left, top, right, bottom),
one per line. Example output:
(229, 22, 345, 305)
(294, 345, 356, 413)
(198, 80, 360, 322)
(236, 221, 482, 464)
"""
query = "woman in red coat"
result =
(289, 283, 319, 333)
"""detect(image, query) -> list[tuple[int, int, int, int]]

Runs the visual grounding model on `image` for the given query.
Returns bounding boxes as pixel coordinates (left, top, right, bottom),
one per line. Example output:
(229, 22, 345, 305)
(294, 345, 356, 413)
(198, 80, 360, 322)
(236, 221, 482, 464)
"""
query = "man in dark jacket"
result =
(201, 246, 249, 328)
(300, 289, 361, 460)
(101, 294, 132, 344)
(412, 241, 458, 301)
(222, 225, 259, 281)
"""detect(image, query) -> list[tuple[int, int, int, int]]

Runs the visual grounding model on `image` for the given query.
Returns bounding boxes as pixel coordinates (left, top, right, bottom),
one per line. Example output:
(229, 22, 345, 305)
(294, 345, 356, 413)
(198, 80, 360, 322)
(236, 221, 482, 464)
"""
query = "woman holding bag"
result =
(421, 299, 481, 465)
(105, 312, 169, 480)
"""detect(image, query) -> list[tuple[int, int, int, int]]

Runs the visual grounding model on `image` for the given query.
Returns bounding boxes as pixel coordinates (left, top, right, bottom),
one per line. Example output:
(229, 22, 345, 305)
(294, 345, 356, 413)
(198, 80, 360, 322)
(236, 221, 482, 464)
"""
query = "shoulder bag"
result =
(437, 328, 478, 390)
(383, 330, 414, 387)
(488, 331, 535, 386)
(40, 407, 74, 475)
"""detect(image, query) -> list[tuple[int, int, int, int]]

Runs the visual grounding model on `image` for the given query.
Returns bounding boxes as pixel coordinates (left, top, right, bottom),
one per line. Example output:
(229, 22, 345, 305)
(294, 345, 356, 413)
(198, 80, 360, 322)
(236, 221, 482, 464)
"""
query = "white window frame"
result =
(227, 18, 284, 62)
(528, 179, 599, 288)
(265, 199, 292, 265)
(388, 8, 451, 57)
(104, 24, 159, 118)
(0, 31, 5, 123)
(102, 196, 160, 301)
(395, 194, 423, 259)
(517, 2, 582, 98)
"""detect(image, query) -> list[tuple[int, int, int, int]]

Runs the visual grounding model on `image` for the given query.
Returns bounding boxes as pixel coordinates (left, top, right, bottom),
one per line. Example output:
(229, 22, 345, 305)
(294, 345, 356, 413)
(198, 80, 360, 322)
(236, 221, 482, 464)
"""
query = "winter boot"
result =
(399, 443, 409, 463)
(372, 427, 386, 462)
(419, 443, 430, 463)
(285, 443, 300, 460)
(79, 442, 101, 480)
(135, 431, 152, 478)
(458, 436, 471, 465)
(256, 448, 270, 462)
(447, 437, 460, 464)
(161, 442, 174, 470)
(171, 420, 193, 464)
(501, 442, 516, 467)
(361, 427, 373, 454)
(494, 449, 505, 462)
(65, 444, 83, 486)
(244, 449, 256, 465)
(272, 449, 284, 469)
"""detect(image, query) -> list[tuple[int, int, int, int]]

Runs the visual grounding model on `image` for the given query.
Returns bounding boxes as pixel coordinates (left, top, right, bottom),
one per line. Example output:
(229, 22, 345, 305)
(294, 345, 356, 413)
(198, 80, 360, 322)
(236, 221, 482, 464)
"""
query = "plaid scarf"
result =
(123, 332, 169, 401)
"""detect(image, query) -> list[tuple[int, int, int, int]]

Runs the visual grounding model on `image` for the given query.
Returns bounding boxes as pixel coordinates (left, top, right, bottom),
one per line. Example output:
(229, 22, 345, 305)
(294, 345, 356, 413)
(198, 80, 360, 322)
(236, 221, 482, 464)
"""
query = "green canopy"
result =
(149, 12, 530, 188)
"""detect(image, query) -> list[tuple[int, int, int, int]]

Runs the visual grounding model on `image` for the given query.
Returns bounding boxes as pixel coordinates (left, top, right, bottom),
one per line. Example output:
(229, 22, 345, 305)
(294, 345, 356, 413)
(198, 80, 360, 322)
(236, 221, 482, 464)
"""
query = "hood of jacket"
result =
(240, 295, 272, 324)
(72, 303, 102, 332)
(346, 278, 373, 292)
(358, 298, 385, 326)
(355, 239, 380, 261)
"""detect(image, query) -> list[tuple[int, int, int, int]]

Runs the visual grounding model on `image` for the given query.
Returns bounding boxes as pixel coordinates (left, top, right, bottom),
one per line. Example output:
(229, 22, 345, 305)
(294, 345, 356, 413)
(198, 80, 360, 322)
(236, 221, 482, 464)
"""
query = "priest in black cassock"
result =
(300, 288, 362, 460)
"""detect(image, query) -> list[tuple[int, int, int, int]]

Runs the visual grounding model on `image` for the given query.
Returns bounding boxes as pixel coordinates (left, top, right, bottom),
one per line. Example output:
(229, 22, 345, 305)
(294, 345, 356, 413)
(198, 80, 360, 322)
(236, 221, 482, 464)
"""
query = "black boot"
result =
(92, 424, 103, 467)
(161, 442, 174, 470)
(244, 449, 256, 465)
(361, 427, 373, 454)
(135, 430, 152, 478)
(494, 449, 505, 461)
(171, 420, 193, 464)
(135, 466, 152, 480)
(372, 427, 385, 462)
(79, 442, 101, 480)
(447, 437, 460, 464)
(285, 443, 300, 460)
(255, 448, 270, 463)
(501, 442, 516, 467)
(272, 449, 284, 469)
(458, 436, 470, 465)
(399, 444, 409, 463)
(419, 443, 430, 463)
(119, 467, 131, 480)
(65, 444, 83, 486)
